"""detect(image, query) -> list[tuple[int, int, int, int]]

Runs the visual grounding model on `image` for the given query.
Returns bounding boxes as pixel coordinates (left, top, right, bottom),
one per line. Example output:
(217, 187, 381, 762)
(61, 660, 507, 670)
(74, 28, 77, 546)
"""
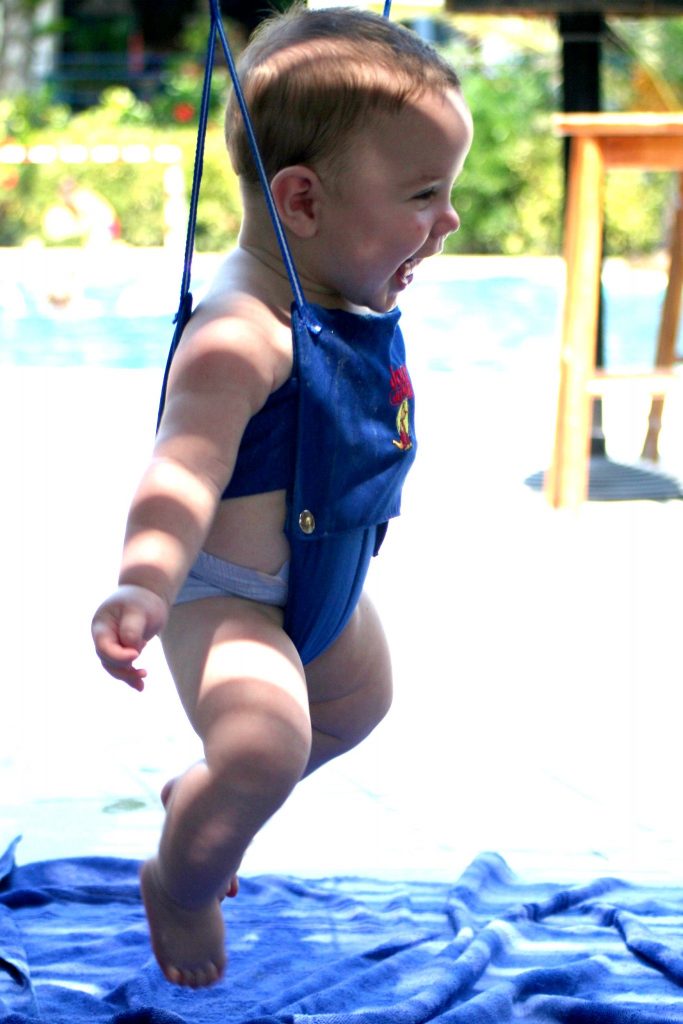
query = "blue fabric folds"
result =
(3, 840, 683, 1023)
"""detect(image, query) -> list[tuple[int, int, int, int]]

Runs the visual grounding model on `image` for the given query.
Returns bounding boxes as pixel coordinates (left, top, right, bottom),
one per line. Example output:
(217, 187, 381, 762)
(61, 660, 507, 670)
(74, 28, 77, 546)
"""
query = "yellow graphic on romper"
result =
(392, 398, 413, 451)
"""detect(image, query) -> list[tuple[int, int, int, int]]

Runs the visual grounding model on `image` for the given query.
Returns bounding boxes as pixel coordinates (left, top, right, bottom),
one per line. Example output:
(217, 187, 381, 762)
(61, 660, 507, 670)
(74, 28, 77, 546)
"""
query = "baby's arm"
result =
(92, 305, 283, 687)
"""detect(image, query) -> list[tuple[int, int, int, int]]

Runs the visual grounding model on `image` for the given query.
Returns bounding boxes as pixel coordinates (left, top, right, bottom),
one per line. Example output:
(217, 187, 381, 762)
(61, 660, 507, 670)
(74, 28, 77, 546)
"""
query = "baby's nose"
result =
(433, 204, 460, 239)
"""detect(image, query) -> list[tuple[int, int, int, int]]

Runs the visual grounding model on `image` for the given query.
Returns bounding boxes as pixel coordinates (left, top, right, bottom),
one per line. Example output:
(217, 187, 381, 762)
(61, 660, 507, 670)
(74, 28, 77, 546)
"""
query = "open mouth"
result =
(395, 257, 420, 288)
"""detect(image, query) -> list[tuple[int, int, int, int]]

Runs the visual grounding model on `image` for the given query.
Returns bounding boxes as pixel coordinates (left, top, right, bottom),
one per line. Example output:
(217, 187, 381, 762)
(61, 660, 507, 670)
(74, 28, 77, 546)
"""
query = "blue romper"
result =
(249, 301, 415, 664)
(163, 298, 417, 666)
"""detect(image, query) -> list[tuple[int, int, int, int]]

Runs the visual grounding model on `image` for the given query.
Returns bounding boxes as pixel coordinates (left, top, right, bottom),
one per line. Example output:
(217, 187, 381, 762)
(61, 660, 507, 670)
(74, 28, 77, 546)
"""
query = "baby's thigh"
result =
(162, 596, 308, 738)
(305, 592, 393, 711)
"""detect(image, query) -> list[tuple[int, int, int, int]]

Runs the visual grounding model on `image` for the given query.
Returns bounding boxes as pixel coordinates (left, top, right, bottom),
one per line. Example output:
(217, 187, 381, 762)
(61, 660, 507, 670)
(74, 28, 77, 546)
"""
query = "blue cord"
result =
(172, 17, 216, 326)
(158, 16, 217, 425)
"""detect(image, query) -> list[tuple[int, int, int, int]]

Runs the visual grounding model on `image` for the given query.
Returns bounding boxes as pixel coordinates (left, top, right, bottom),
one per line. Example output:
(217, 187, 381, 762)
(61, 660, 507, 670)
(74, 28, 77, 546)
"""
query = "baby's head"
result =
(225, 5, 463, 190)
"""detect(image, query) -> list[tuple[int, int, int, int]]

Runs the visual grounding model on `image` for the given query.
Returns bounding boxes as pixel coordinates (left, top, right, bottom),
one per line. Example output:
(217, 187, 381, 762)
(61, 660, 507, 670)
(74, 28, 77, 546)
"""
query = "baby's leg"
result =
(143, 597, 310, 987)
(304, 592, 393, 776)
(160, 775, 238, 898)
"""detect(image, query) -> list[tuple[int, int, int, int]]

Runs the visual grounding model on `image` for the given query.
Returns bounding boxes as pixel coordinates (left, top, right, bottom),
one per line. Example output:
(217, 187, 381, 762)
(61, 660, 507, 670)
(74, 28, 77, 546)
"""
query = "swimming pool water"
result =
(0, 250, 678, 374)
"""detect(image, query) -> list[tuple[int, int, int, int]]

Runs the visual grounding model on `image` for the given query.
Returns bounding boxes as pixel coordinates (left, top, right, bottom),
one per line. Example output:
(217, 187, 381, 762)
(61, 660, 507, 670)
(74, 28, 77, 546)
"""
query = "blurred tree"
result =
(445, 51, 562, 254)
(0, 0, 63, 93)
(609, 16, 683, 109)
(44, 0, 299, 107)
(129, 0, 298, 50)
(218, 1, 298, 35)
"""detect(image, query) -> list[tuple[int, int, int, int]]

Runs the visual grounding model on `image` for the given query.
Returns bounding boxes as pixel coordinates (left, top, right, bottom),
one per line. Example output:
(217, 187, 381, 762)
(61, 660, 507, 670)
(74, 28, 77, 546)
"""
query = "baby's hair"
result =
(225, 4, 462, 187)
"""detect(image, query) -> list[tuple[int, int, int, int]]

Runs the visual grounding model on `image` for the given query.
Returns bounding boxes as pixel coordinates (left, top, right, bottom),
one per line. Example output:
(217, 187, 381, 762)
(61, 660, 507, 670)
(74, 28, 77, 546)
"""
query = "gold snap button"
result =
(298, 509, 316, 534)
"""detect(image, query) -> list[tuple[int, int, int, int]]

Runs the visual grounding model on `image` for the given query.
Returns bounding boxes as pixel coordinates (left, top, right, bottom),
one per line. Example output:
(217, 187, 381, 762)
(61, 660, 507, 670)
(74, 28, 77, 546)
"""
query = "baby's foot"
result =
(140, 857, 226, 988)
(160, 774, 239, 898)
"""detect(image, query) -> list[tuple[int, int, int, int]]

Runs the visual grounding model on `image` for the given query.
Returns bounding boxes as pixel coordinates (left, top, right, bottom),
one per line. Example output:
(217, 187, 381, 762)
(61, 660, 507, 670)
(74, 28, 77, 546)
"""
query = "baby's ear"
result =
(270, 165, 322, 238)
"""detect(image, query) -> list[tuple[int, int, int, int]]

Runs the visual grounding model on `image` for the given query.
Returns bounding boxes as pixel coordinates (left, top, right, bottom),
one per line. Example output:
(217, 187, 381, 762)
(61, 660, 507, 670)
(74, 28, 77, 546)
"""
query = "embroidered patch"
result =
(389, 365, 414, 406)
(389, 365, 414, 451)
(392, 398, 413, 451)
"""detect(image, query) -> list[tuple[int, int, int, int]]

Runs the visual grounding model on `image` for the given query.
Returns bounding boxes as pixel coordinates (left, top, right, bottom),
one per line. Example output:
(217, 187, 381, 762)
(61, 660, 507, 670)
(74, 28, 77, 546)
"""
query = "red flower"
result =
(1, 171, 19, 190)
(173, 102, 195, 123)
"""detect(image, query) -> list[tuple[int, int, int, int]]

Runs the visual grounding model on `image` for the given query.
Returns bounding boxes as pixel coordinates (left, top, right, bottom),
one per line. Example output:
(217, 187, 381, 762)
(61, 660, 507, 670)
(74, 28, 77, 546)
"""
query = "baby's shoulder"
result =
(177, 276, 293, 397)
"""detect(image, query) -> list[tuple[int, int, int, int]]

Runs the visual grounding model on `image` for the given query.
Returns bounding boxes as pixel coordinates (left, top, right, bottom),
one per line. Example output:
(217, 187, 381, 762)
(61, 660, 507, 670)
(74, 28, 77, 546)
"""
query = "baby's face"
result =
(313, 86, 473, 313)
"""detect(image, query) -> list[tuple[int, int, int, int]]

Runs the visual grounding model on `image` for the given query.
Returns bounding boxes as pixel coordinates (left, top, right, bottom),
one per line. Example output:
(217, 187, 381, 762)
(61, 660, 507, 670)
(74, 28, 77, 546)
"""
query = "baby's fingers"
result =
(91, 586, 167, 690)
(99, 657, 147, 691)
(118, 605, 151, 652)
(91, 613, 136, 660)
(91, 613, 146, 690)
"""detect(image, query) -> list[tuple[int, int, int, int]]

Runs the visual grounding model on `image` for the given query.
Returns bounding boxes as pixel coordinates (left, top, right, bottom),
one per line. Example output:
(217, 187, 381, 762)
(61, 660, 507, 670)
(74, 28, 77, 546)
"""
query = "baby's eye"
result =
(413, 188, 437, 201)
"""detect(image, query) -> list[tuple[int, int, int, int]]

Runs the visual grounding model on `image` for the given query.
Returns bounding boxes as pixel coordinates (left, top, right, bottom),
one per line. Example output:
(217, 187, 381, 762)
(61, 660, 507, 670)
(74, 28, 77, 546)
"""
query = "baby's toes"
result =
(162, 963, 183, 986)
(198, 961, 223, 988)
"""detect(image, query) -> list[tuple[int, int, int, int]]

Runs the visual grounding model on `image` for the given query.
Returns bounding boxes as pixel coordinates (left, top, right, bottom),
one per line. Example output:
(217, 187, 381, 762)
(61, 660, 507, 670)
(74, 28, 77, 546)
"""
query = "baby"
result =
(92, 4, 472, 989)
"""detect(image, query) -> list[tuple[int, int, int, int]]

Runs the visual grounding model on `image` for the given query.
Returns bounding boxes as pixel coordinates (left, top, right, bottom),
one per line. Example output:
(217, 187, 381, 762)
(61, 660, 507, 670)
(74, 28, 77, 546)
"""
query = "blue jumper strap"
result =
(156, 17, 216, 426)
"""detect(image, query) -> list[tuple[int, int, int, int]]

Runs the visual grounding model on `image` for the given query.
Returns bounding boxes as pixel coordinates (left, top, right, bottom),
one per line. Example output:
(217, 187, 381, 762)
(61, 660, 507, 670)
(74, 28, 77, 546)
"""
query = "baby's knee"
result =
(204, 697, 312, 800)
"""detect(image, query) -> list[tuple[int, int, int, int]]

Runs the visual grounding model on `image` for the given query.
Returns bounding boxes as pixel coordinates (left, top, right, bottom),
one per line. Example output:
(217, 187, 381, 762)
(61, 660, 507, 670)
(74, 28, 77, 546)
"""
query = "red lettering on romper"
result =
(389, 365, 414, 406)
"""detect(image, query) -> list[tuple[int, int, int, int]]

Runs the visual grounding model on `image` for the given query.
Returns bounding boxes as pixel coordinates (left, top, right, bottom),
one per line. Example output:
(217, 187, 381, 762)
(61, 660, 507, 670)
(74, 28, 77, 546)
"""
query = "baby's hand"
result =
(91, 585, 169, 691)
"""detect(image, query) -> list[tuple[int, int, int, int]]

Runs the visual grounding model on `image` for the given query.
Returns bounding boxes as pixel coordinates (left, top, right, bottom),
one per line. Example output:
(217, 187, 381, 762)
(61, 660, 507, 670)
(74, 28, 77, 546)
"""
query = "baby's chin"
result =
(335, 278, 405, 316)
(358, 298, 400, 316)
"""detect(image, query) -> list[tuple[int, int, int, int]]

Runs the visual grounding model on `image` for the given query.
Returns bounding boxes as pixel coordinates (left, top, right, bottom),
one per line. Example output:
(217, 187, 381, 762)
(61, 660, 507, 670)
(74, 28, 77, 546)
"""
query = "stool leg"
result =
(642, 174, 683, 461)
(546, 135, 606, 508)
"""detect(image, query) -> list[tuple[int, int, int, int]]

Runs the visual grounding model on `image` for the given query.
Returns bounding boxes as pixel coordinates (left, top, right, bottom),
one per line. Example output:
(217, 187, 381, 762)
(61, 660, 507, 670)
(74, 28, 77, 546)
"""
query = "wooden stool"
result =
(545, 113, 683, 509)
(642, 174, 683, 461)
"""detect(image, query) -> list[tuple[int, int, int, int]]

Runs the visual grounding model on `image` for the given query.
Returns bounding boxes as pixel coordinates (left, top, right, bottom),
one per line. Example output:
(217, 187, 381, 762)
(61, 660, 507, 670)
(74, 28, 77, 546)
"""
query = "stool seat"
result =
(545, 113, 683, 508)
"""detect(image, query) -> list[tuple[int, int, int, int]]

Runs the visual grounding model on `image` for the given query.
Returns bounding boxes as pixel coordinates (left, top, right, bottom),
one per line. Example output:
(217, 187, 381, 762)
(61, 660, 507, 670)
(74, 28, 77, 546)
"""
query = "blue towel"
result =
(2, 839, 683, 1023)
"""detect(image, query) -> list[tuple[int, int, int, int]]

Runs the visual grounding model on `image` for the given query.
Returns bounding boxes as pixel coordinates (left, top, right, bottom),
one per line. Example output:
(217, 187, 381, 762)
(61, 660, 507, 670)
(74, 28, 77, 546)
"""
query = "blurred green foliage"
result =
(448, 54, 564, 255)
(0, 86, 241, 248)
(448, 40, 676, 256)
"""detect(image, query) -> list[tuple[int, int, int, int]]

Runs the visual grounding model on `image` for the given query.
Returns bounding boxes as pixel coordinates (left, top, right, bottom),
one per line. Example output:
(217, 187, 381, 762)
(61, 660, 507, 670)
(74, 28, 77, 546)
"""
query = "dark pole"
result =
(558, 12, 607, 457)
